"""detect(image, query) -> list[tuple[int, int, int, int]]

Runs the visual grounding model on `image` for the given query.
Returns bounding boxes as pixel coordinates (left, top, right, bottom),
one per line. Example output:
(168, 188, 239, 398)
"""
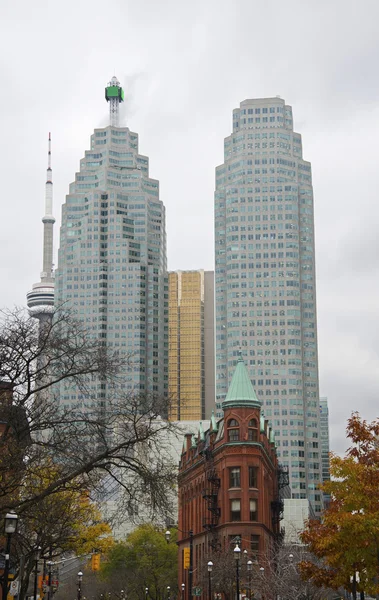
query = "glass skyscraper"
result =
(214, 97, 322, 514)
(55, 86, 168, 408)
(319, 397, 331, 506)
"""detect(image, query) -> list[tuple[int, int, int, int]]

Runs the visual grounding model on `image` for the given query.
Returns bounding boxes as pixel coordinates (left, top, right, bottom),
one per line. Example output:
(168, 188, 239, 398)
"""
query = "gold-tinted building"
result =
(168, 270, 214, 421)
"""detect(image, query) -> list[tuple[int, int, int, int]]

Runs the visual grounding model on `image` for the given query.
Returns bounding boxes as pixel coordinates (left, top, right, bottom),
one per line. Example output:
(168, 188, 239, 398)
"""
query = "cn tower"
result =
(27, 133, 55, 320)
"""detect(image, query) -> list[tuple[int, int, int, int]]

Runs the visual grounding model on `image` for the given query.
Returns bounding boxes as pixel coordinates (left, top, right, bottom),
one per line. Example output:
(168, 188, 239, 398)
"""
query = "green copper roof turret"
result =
(191, 434, 197, 449)
(222, 353, 261, 410)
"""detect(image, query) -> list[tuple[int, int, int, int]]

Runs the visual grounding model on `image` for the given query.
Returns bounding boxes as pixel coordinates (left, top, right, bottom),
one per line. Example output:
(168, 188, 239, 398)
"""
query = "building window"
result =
(249, 466, 258, 488)
(248, 418, 258, 441)
(251, 534, 260, 556)
(230, 499, 241, 521)
(250, 499, 258, 521)
(229, 467, 241, 488)
(228, 419, 240, 441)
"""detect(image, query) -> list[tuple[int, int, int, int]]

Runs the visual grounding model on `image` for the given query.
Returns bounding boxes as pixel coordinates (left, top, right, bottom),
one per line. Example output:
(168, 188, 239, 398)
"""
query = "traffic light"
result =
(183, 548, 190, 569)
(91, 553, 101, 571)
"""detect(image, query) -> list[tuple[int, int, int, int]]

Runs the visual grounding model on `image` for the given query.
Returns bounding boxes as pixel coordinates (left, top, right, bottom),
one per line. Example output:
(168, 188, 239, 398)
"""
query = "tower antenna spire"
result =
(105, 75, 124, 127)
(42, 132, 55, 281)
(27, 133, 55, 316)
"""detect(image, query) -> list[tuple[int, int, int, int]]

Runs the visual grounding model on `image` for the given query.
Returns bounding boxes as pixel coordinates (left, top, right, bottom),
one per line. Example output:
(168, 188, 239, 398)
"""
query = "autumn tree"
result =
(99, 524, 178, 600)
(299, 413, 379, 599)
(0, 306, 179, 520)
(13, 471, 114, 600)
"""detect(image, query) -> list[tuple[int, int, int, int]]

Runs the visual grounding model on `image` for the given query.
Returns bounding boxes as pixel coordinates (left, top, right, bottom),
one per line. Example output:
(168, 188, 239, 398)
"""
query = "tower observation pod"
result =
(105, 76, 124, 127)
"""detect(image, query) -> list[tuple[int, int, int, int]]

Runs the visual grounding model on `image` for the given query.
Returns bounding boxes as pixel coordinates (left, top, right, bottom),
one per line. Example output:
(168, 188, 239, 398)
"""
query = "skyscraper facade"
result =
(168, 270, 215, 420)
(319, 397, 330, 505)
(55, 78, 168, 407)
(214, 97, 322, 514)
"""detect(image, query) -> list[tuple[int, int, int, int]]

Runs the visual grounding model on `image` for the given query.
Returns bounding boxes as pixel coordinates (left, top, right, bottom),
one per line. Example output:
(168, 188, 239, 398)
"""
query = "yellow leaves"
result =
(19, 458, 115, 556)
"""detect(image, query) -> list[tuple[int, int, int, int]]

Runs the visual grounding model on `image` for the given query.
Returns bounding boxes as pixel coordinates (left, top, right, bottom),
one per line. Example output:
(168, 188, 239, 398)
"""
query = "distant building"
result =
(282, 498, 315, 544)
(178, 356, 282, 589)
(319, 397, 331, 506)
(0, 382, 14, 438)
(168, 270, 215, 420)
(0, 382, 30, 478)
(102, 420, 210, 539)
(214, 97, 323, 516)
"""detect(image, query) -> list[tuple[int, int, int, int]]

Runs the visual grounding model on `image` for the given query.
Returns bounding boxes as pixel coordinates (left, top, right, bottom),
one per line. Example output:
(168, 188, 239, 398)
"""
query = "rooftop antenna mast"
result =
(105, 75, 124, 127)
(41, 132, 55, 281)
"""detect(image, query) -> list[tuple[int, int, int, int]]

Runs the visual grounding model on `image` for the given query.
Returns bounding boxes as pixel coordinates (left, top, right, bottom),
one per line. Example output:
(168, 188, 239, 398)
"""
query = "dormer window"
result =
(227, 419, 240, 442)
(248, 418, 258, 442)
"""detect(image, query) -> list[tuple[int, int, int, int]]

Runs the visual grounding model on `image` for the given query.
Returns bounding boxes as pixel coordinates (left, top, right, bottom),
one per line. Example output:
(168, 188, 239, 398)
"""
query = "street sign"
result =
(9, 580, 19, 596)
(192, 587, 202, 596)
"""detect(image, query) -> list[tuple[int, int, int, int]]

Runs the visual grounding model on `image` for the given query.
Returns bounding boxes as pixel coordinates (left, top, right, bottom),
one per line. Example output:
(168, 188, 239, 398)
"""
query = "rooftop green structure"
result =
(105, 75, 124, 126)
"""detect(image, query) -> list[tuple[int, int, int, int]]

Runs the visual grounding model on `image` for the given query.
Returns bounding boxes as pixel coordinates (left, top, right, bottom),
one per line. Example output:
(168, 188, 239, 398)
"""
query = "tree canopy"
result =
(299, 413, 379, 598)
(100, 524, 178, 600)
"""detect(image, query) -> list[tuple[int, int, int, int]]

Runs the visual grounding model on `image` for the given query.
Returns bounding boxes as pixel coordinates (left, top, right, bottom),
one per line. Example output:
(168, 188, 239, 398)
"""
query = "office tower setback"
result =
(27, 133, 55, 322)
(168, 270, 215, 420)
(55, 77, 168, 407)
(215, 97, 322, 514)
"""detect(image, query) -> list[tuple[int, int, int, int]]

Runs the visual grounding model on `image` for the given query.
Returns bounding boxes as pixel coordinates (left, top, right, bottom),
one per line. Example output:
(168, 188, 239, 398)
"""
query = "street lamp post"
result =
(2, 511, 18, 600)
(77, 571, 83, 600)
(145, 587, 148, 599)
(247, 560, 252, 600)
(181, 583, 185, 600)
(259, 567, 264, 600)
(234, 545, 241, 600)
(207, 561, 213, 600)
(167, 586, 171, 600)
(33, 547, 41, 600)
(350, 571, 360, 600)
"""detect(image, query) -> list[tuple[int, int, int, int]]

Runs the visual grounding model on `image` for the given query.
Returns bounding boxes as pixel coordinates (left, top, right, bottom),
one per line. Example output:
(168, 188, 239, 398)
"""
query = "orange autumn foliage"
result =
(299, 413, 379, 597)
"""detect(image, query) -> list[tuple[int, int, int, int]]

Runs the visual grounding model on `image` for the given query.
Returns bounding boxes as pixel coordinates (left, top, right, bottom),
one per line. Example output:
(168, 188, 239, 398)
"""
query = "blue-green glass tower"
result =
(55, 76, 168, 407)
(215, 97, 322, 515)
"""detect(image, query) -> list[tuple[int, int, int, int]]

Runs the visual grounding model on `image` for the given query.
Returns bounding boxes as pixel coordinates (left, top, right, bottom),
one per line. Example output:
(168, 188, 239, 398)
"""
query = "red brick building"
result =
(178, 356, 283, 589)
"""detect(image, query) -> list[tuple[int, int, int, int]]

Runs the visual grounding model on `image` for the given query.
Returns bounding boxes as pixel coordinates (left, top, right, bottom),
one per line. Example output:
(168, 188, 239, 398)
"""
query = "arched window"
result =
(248, 418, 258, 442)
(227, 419, 240, 442)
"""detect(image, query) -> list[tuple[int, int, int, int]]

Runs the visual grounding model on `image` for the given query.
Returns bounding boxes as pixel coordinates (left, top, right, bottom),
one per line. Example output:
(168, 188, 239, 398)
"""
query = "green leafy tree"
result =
(300, 413, 379, 599)
(101, 524, 178, 600)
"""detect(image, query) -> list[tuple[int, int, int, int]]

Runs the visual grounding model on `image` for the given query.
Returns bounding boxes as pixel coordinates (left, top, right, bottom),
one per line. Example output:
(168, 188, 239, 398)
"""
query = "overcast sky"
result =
(1, 0, 378, 455)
